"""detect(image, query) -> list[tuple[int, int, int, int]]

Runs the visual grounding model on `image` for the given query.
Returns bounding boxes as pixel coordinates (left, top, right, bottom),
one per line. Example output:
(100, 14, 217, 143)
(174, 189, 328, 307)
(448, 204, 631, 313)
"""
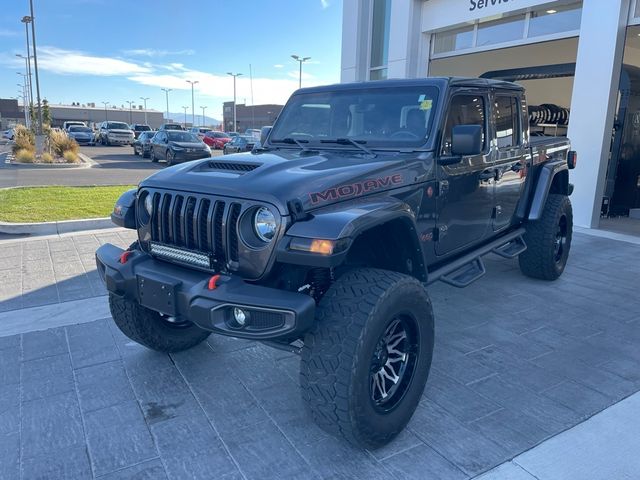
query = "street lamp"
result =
(200, 106, 207, 127)
(16, 73, 30, 127)
(186, 80, 199, 126)
(182, 106, 189, 128)
(161, 88, 171, 121)
(291, 55, 311, 89)
(23, 8, 42, 133)
(101, 101, 110, 121)
(227, 72, 242, 132)
(126, 100, 135, 124)
(140, 96, 149, 125)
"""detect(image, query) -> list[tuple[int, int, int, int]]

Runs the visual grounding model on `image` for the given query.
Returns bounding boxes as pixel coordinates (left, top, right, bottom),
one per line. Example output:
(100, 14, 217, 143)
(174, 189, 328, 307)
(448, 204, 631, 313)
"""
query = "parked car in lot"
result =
(149, 130, 211, 166)
(132, 131, 155, 157)
(63, 121, 86, 131)
(101, 77, 576, 449)
(2, 128, 15, 140)
(158, 123, 184, 131)
(245, 128, 261, 140)
(98, 121, 135, 145)
(225, 131, 239, 137)
(67, 126, 95, 145)
(130, 124, 152, 139)
(189, 127, 211, 139)
(203, 131, 231, 149)
(223, 134, 255, 154)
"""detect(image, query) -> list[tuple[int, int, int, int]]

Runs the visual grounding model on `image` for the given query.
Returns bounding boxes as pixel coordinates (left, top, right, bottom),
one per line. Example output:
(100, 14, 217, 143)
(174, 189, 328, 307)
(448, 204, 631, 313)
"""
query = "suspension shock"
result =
(307, 267, 333, 302)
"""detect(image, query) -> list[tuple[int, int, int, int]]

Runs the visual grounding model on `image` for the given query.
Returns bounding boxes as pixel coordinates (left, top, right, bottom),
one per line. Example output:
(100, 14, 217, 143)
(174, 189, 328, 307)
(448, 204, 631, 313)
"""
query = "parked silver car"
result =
(67, 126, 95, 145)
(98, 121, 134, 146)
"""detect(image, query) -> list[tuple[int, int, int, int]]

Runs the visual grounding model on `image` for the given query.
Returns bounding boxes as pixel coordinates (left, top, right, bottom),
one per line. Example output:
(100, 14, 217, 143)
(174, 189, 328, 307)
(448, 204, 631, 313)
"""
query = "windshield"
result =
(107, 122, 129, 130)
(270, 86, 439, 148)
(69, 127, 92, 133)
(167, 131, 200, 142)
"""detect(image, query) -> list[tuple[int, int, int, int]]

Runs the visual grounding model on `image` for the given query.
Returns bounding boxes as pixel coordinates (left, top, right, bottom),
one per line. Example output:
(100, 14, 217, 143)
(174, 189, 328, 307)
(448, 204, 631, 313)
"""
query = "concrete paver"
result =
(0, 228, 637, 478)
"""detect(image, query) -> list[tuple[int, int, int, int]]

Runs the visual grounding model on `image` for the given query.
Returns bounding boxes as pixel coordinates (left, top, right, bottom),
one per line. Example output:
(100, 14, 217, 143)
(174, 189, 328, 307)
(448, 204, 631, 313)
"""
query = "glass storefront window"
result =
(433, 24, 475, 54)
(370, 0, 391, 69)
(369, 68, 388, 80)
(529, 3, 582, 37)
(476, 14, 526, 47)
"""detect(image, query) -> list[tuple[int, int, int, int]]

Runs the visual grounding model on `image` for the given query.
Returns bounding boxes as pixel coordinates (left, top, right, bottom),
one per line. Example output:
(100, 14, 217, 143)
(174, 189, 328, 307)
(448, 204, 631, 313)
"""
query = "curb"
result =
(0, 217, 114, 235)
(5, 151, 96, 169)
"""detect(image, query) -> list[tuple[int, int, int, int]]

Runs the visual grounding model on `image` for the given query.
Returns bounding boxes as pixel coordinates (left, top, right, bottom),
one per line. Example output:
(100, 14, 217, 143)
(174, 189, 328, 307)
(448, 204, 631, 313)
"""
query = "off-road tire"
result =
(300, 268, 434, 449)
(519, 194, 572, 280)
(108, 293, 210, 352)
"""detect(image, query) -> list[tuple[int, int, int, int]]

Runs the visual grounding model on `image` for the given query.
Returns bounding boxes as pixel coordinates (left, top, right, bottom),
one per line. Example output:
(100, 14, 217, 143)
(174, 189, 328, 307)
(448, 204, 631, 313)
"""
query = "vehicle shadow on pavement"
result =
(0, 232, 639, 479)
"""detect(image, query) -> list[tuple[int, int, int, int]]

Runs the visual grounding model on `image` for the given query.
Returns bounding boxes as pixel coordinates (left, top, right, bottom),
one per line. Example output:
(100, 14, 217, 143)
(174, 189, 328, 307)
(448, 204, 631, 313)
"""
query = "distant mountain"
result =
(165, 112, 221, 127)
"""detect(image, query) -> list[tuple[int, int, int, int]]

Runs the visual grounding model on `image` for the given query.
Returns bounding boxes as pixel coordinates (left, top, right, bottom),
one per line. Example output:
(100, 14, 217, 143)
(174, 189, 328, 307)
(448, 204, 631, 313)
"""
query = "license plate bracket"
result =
(137, 274, 179, 316)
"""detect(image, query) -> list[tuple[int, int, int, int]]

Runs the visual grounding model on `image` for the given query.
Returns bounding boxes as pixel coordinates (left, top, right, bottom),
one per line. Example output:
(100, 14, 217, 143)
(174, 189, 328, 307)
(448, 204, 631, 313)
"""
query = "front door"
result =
(492, 93, 527, 231)
(436, 92, 495, 256)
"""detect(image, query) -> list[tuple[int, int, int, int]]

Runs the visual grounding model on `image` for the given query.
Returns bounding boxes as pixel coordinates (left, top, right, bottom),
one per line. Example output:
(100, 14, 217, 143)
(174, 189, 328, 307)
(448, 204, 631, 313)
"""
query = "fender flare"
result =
(527, 161, 569, 221)
(276, 197, 425, 274)
(111, 188, 137, 229)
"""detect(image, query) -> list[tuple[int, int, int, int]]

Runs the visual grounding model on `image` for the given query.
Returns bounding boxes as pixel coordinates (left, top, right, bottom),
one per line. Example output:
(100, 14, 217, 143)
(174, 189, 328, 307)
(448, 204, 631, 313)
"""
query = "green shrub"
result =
(15, 148, 35, 163)
(41, 152, 54, 163)
(49, 129, 79, 157)
(12, 125, 35, 154)
(63, 151, 79, 163)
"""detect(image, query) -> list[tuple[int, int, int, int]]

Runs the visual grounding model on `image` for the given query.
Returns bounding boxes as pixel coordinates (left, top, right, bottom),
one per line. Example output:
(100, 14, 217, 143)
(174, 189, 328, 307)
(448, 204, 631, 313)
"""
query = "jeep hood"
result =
(139, 150, 431, 215)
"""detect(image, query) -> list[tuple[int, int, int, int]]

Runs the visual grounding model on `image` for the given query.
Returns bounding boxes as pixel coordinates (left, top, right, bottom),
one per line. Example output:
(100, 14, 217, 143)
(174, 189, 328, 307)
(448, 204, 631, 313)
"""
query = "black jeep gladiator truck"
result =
(97, 78, 576, 448)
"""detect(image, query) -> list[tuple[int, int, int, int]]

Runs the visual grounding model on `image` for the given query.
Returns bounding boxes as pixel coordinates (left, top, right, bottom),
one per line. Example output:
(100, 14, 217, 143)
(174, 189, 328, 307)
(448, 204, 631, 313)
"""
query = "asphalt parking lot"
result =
(0, 143, 223, 188)
(0, 229, 638, 479)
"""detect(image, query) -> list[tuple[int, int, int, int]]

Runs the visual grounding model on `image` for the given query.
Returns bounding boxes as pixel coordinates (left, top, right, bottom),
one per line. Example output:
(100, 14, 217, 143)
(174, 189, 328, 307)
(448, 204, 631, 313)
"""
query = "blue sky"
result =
(0, 0, 343, 120)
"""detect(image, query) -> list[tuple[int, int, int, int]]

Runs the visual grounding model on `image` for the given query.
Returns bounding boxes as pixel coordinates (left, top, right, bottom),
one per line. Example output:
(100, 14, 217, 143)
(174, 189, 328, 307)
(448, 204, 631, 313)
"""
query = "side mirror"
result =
(451, 125, 483, 157)
(260, 126, 272, 145)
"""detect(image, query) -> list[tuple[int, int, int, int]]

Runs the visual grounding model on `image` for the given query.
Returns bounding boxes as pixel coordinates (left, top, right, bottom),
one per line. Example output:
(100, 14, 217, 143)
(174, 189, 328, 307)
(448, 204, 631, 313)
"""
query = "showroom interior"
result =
(341, 0, 640, 236)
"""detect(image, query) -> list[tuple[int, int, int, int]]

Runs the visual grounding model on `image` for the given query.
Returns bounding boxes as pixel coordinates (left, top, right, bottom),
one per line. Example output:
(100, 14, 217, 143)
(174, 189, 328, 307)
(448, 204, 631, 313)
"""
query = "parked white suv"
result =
(63, 121, 86, 131)
(98, 121, 134, 146)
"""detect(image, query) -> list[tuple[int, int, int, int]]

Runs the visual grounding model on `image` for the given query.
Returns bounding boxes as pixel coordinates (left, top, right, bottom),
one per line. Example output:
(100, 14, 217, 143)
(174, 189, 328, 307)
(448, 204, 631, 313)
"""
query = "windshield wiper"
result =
(320, 138, 375, 156)
(271, 137, 313, 152)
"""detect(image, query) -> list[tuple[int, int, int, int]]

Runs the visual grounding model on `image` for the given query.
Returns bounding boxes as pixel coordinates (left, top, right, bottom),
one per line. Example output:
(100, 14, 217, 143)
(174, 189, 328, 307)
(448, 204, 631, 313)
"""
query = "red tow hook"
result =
(208, 274, 221, 290)
(119, 250, 132, 264)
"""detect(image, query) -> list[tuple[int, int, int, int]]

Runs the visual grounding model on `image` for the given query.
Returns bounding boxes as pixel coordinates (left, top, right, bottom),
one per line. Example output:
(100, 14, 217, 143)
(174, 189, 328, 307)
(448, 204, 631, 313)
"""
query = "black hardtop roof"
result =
(295, 77, 523, 94)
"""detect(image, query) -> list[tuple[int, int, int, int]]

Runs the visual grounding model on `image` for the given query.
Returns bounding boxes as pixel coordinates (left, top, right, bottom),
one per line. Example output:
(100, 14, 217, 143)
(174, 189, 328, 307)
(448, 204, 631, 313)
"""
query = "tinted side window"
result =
(495, 96, 520, 149)
(442, 94, 486, 156)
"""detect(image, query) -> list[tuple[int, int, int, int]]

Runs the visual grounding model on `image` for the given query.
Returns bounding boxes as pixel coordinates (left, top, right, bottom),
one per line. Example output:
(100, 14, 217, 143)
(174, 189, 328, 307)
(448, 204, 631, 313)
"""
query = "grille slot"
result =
(197, 199, 211, 251)
(228, 203, 242, 262)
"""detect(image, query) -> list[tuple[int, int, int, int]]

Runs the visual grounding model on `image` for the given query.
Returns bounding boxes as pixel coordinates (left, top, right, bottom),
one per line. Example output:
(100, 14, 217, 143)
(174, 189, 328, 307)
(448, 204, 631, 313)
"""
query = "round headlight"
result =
(254, 207, 276, 242)
(144, 193, 153, 215)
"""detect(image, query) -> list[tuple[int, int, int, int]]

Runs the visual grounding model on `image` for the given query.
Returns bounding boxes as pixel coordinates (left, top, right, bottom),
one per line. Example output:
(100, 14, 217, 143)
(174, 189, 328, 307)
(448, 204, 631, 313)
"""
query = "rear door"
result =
(436, 90, 495, 256)
(491, 92, 527, 231)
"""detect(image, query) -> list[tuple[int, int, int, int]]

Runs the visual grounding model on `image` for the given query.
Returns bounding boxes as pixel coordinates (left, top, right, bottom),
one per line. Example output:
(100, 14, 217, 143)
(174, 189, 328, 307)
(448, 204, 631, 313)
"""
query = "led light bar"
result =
(150, 243, 211, 269)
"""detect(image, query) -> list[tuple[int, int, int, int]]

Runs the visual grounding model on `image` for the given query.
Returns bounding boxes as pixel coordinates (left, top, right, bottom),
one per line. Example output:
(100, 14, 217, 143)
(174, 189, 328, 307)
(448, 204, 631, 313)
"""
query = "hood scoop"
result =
(206, 161, 261, 173)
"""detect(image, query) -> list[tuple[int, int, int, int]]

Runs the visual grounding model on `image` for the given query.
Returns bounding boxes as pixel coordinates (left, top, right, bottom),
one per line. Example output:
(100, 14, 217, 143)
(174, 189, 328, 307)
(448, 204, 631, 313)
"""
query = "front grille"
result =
(147, 190, 243, 270)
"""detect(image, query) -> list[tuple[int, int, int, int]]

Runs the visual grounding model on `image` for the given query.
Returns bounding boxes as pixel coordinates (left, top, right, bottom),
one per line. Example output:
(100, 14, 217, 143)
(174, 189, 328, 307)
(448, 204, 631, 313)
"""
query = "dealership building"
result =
(342, 0, 640, 233)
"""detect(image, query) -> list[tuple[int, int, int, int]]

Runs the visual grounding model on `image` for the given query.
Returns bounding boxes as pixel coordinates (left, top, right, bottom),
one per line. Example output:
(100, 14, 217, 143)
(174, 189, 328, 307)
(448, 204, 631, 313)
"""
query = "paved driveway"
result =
(0, 145, 223, 188)
(0, 230, 639, 479)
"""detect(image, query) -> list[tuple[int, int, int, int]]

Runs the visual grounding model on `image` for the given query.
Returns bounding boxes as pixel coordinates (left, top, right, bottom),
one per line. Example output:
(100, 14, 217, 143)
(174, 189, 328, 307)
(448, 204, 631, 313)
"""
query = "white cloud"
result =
(0, 29, 18, 37)
(273, 64, 284, 68)
(36, 46, 151, 76)
(124, 48, 195, 57)
(320, 0, 330, 9)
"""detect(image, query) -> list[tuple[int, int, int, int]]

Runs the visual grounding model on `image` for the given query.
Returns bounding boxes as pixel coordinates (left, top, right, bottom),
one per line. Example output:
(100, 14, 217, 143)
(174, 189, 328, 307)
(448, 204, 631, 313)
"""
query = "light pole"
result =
(200, 106, 207, 126)
(186, 80, 198, 126)
(161, 88, 171, 120)
(140, 96, 149, 125)
(102, 101, 110, 121)
(291, 55, 311, 89)
(24, 8, 42, 133)
(15, 54, 32, 108)
(226, 72, 242, 132)
(182, 106, 188, 128)
(17, 72, 30, 128)
(126, 100, 135, 124)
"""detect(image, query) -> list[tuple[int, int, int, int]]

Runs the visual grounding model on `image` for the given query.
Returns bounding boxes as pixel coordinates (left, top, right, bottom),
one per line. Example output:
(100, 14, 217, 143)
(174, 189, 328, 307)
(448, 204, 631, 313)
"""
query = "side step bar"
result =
(427, 228, 526, 288)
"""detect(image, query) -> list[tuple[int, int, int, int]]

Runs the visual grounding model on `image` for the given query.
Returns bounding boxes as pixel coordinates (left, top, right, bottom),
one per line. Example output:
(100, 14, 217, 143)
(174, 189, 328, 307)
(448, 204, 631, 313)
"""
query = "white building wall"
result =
(566, 0, 631, 227)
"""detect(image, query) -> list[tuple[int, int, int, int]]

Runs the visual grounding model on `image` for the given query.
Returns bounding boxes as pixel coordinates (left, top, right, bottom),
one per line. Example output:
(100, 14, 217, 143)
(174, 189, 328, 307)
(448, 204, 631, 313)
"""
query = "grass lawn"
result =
(0, 185, 136, 223)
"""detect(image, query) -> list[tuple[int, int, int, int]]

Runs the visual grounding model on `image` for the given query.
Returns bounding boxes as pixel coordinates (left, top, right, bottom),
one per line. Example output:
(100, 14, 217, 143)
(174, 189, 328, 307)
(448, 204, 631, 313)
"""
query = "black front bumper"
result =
(96, 243, 315, 340)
